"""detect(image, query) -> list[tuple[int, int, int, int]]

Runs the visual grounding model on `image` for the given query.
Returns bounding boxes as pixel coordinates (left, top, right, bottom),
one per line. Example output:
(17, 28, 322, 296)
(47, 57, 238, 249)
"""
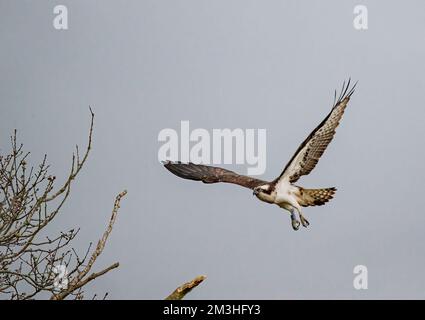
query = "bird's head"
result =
(253, 184, 275, 204)
(253, 184, 272, 197)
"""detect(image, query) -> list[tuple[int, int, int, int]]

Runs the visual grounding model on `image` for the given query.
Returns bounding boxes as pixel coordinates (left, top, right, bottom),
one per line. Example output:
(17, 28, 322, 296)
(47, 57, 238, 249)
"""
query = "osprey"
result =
(163, 80, 356, 230)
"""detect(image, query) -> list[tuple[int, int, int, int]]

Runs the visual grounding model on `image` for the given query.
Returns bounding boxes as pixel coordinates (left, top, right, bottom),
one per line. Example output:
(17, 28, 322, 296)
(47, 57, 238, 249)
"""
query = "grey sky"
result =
(1, 0, 425, 299)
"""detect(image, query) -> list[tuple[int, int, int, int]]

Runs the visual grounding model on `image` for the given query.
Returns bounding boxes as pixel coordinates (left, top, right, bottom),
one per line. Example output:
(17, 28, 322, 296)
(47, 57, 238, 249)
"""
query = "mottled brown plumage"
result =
(272, 81, 356, 186)
(163, 80, 356, 230)
(163, 162, 267, 189)
(296, 187, 337, 207)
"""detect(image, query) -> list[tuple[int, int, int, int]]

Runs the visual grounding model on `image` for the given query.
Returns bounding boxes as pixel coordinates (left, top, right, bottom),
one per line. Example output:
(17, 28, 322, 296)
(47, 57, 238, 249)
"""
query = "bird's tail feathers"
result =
(297, 187, 336, 207)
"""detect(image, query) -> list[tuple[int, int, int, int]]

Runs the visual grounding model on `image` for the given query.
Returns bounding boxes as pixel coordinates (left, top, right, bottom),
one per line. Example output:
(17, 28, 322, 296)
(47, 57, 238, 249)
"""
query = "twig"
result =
(165, 275, 206, 300)
(50, 190, 127, 300)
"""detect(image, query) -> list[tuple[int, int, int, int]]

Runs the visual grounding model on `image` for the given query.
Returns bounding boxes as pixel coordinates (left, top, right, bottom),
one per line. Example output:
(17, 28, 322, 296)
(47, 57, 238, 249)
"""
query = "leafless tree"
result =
(0, 109, 205, 300)
(0, 110, 126, 299)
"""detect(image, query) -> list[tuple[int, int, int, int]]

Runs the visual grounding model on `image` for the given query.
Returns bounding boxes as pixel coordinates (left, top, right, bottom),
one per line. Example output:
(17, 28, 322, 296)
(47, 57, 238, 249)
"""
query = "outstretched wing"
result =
(163, 161, 267, 190)
(273, 80, 356, 186)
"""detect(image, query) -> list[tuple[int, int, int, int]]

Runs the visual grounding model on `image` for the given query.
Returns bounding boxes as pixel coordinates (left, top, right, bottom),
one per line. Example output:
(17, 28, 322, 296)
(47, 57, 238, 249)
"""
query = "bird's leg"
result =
(290, 209, 300, 231)
(300, 215, 310, 227)
(295, 207, 310, 228)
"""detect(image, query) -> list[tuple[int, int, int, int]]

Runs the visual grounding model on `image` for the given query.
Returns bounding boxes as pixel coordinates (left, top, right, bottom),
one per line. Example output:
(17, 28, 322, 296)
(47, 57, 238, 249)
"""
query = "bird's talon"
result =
(291, 220, 300, 231)
(301, 217, 310, 228)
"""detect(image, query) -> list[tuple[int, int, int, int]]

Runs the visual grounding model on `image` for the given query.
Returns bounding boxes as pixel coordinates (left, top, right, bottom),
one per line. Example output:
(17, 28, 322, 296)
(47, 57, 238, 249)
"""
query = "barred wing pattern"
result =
(273, 80, 356, 186)
(163, 161, 267, 190)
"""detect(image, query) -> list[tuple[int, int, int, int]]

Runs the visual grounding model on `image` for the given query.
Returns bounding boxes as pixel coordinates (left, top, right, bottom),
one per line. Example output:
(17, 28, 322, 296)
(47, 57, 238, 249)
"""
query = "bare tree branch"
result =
(0, 109, 125, 300)
(0, 109, 207, 300)
(165, 275, 206, 300)
(51, 190, 127, 300)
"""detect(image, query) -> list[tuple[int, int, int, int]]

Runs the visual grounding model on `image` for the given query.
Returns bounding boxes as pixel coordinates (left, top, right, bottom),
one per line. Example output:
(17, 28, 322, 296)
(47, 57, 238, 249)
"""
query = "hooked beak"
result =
(253, 189, 259, 196)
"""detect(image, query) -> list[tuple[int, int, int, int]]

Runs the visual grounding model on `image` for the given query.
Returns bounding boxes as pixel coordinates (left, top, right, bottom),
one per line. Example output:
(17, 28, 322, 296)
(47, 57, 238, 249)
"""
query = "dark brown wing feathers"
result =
(163, 161, 266, 189)
(273, 79, 356, 184)
(164, 81, 356, 190)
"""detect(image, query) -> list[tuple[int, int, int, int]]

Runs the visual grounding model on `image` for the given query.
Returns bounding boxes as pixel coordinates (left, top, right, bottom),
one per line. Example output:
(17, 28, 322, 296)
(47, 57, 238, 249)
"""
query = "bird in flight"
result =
(163, 80, 356, 230)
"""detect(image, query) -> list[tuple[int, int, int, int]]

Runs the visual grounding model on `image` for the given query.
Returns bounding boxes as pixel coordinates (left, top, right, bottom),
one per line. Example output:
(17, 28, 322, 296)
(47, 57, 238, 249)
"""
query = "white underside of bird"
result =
(254, 179, 309, 229)
(163, 80, 356, 230)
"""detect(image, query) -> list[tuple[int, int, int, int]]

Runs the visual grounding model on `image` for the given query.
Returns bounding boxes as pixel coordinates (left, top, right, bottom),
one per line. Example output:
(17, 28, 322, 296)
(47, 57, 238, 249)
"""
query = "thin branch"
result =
(0, 109, 126, 300)
(50, 190, 127, 300)
(165, 275, 206, 300)
(46, 108, 94, 202)
(56, 262, 119, 299)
